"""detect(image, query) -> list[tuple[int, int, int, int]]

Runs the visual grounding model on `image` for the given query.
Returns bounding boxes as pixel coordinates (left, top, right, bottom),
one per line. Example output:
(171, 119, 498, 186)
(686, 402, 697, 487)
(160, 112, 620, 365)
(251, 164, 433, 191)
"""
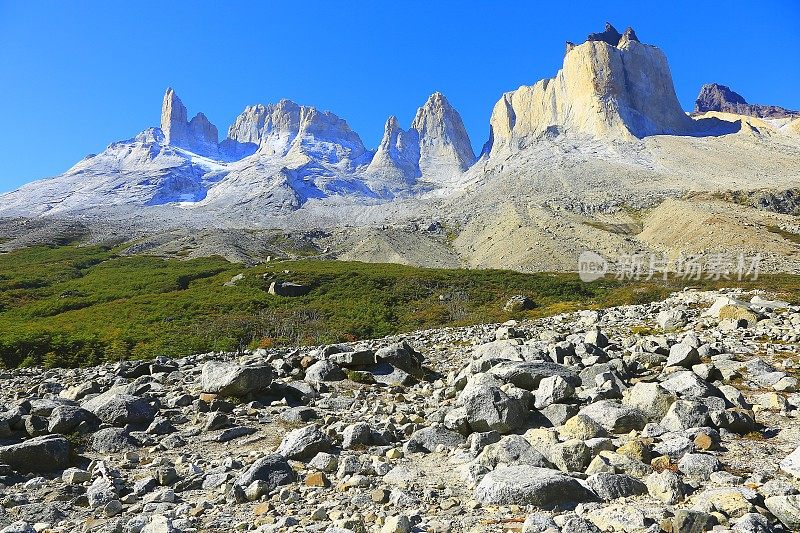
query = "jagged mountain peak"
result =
(694, 83, 799, 119)
(160, 88, 219, 157)
(411, 92, 476, 179)
(486, 23, 693, 156)
(223, 99, 367, 165)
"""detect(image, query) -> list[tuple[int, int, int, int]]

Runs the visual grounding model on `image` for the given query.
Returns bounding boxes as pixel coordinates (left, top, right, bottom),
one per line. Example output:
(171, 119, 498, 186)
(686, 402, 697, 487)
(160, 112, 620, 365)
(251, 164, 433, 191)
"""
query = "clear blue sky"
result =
(1, 0, 799, 192)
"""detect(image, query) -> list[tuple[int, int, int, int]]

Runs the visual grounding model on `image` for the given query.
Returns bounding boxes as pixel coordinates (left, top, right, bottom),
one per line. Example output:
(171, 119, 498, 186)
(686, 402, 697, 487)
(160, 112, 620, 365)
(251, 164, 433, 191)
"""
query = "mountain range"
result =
(1, 23, 799, 273)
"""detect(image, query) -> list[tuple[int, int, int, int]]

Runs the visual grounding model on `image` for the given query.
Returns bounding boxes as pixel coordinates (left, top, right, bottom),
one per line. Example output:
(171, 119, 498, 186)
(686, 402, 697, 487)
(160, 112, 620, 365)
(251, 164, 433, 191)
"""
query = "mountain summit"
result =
(485, 23, 692, 157)
(366, 93, 475, 193)
(160, 88, 220, 157)
(694, 83, 799, 119)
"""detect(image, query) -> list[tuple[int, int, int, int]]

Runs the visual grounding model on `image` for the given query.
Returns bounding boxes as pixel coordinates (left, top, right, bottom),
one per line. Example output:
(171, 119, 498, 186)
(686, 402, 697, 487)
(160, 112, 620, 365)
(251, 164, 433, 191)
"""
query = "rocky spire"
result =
(365, 116, 421, 189)
(411, 92, 476, 178)
(159, 88, 219, 157)
(161, 88, 188, 146)
(587, 22, 622, 46)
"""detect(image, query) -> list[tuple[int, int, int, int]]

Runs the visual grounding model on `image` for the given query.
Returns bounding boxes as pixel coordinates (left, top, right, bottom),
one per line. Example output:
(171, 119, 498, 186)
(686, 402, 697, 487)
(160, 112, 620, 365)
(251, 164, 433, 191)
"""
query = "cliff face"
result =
(694, 83, 799, 119)
(486, 24, 693, 156)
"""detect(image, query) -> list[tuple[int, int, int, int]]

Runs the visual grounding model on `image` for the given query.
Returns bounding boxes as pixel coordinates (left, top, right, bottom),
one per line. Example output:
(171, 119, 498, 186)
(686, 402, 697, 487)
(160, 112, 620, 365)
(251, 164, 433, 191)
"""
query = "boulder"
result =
(91, 427, 139, 453)
(475, 435, 552, 469)
(666, 343, 700, 368)
(656, 309, 686, 330)
(370, 361, 416, 387)
(268, 281, 310, 297)
(677, 453, 721, 480)
(534, 375, 574, 409)
(276, 425, 331, 460)
(0, 435, 70, 473)
(474, 465, 595, 506)
(235, 454, 295, 490)
(328, 350, 375, 368)
(81, 389, 157, 426)
(559, 414, 607, 440)
(342, 422, 373, 449)
(489, 361, 580, 391)
(405, 426, 464, 453)
(645, 470, 684, 504)
(463, 386, 527, 434)
(584, 327, 609, 348)
(578, 400, 646, 433)
(780, 445, 800, 478)
(659, 371, 717, 400)
(586, 473, 647, 501)
(622, 382, 676, 420)
(765, 495, 800, 530)
(200, 361, 272, 396)
(304, 360, 346, 382)
(375, 341, 424, 377)
(504, 295, 535, 312)
(660, 400, 709, 431)
(48, 405, 99, 434)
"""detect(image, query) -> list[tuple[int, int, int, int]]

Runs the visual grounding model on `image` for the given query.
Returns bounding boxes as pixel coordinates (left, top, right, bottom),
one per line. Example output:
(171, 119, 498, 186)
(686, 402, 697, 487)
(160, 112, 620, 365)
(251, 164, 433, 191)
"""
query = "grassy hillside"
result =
(1, 244, 798, 368)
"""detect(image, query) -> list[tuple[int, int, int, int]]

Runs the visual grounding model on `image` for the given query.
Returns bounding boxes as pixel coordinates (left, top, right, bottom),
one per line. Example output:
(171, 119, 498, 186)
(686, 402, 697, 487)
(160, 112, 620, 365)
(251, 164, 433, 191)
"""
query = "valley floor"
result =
(0, 289, 798, 531)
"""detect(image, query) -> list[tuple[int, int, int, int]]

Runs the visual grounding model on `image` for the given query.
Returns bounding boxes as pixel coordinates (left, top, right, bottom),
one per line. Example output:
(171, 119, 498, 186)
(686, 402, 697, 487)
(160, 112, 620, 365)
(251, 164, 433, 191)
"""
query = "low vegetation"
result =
(1, 244, 799, 369)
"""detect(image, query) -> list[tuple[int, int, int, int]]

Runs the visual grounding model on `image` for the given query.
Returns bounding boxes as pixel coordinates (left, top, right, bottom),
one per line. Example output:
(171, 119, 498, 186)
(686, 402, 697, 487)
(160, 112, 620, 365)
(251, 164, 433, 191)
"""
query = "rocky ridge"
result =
(1, 289, 800, 531)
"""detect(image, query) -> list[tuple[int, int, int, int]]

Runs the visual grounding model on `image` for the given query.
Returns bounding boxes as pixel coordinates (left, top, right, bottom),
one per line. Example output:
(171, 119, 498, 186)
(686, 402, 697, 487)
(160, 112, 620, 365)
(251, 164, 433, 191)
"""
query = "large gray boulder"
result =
(235, 454, 295, 490)
(586, 473, 647, 501)
(200, 361, 272, 396)
(474, 465, 595, 506)
(475, 435, 552, 469)
(578, 400, 646, 433)
(781, 445, 800, 478)
(488, 361, 579, 391)
(622, 382, 676, 420)
(659, 371, 717, 400)
(660, 400, 709, 431)
(0, 435, 70, 472)
(90, 427, 139, 453)
(375, 341, 424, 377)
(304, 360, 346, 383)
(405, 426, 464, 453)
(765, 495, 800, 530)
(665, 343, 700, 368)
(463, 386, 527, 434)
(276, 425, 331, 459)
(81, 389, 157, 426)
(48, 405, 99, 434)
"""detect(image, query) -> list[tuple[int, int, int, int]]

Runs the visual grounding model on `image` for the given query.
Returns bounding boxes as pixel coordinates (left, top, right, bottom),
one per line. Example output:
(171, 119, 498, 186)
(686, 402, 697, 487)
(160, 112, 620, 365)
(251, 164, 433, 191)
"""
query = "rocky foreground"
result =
(1, 290, 800, 532)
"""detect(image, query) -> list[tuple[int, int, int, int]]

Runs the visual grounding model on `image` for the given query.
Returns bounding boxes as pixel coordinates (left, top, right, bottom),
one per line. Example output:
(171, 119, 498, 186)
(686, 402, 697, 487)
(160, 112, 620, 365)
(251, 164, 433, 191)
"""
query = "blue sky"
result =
(1, 0, 798, 192)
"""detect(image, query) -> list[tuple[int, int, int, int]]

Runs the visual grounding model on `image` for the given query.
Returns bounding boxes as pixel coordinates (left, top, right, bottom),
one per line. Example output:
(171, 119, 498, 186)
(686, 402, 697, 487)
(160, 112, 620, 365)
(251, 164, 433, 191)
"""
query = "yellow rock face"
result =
(487, 39, 693, 155)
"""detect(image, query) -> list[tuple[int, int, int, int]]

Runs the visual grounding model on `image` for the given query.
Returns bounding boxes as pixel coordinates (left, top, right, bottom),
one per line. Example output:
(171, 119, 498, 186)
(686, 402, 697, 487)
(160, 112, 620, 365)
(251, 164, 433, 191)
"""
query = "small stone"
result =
(371, 488, 390, 503)
(381, 515, 411, 533)
(694, 433, 713, 451)
(386, 448, 403, 459)
(305, 471, 328, 487)
(62, 467, 91, 484)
